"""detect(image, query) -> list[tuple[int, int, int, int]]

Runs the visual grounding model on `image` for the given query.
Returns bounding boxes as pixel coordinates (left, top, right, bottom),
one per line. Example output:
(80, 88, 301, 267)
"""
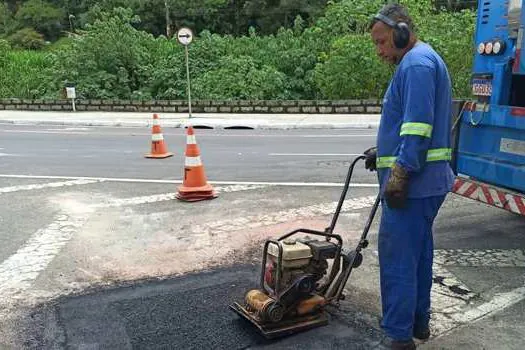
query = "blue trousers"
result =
(378, 195, 446, 341)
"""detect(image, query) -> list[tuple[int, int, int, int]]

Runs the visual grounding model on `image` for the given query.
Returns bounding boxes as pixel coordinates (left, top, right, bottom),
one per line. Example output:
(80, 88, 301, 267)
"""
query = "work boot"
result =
(413, 328, 431, 344)
(375, 336, 417, 350)
(390, 339, 417, 350)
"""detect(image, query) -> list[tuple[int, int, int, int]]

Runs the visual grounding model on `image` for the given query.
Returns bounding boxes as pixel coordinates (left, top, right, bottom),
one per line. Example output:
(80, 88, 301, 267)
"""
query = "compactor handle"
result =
(325, 155, 366, 234)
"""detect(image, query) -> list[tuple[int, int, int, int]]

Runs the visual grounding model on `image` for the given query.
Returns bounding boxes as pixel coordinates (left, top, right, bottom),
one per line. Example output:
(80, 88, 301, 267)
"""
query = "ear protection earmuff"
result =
(374, 13, 410, 49)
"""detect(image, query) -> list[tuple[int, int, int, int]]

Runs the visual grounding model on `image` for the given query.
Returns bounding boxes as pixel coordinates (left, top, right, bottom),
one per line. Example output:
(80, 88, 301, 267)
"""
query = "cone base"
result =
(145, 152, 174, 159)
(178, 183, 214, 193)
(176, 190, 218, 202)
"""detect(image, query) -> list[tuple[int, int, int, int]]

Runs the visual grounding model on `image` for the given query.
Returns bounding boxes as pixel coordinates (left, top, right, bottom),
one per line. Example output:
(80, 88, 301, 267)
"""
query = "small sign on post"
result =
(177, 27, 194, 118)
(65, 83, 76, 112)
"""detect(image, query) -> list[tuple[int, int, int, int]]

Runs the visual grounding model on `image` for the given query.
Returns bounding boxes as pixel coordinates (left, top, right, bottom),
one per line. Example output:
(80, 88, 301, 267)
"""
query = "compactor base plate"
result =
(229, 302, 329, 339)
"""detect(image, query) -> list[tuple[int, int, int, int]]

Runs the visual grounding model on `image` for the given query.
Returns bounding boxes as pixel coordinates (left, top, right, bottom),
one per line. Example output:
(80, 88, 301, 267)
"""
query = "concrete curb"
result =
(0, 111, 381, 130)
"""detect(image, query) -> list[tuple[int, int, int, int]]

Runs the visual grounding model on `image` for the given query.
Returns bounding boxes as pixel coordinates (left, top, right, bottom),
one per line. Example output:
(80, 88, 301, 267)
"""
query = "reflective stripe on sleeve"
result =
(426, 148, 452, 162)
(377, 148, 452, 168)
(377, 156, 397, 168)
(400, 122, 433, 138)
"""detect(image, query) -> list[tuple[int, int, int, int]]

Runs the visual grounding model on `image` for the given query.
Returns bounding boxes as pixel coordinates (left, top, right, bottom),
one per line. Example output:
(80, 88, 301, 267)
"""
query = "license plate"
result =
(472, 78, 493, 96)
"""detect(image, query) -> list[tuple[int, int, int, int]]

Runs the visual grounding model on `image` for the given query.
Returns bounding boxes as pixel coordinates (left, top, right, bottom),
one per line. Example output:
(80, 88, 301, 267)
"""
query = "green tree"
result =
(51, 7, 160, 99)
(193, 55, 288, 99)
(313, 0, 475, 99)
(8, 27, 45, 49)
(0, 2, 19, 36)
(244, 0, 329, 34)
(15, 0, 65, 40)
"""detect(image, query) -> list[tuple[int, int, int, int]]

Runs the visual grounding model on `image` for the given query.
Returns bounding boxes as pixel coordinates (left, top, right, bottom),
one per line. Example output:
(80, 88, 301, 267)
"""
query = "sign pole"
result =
(185, 45, 192, 118)
(177, 27, 194, 119)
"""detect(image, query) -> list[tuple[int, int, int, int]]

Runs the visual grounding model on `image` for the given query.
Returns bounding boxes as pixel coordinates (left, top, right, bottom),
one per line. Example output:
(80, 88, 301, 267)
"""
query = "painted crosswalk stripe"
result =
(432, 285, 525, 340)
(450, 286, 525, 324)
(430, 250, 525, 338)
(0, 201, 93, 303)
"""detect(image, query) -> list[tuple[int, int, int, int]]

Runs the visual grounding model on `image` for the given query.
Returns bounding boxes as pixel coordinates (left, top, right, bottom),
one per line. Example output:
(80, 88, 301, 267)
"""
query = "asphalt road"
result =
(0, 124, 524, 350)
(0, 124, 376, 183)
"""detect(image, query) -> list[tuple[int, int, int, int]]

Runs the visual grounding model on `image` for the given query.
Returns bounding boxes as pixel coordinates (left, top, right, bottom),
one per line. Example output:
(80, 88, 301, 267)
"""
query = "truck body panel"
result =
(452, 0, 525, 213)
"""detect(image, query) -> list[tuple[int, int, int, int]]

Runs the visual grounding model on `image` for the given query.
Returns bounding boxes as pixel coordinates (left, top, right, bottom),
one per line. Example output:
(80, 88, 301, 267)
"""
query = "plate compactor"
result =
(230, 155, 381, 339)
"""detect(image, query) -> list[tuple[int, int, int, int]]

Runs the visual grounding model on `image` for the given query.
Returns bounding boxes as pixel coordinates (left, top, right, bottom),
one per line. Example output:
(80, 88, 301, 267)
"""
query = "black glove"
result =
(385, 163, 410, 209)
(363, 147, 377, 171)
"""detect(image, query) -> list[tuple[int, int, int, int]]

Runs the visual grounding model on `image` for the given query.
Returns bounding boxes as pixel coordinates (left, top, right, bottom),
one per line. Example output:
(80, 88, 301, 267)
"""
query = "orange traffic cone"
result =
(145, 114, 173, 159)
(176, 126, 217, 202)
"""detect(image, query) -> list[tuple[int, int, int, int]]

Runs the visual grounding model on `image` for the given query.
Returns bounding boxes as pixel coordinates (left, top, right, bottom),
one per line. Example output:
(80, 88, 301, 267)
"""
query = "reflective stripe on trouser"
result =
(377, 148, 452, 169)
(378, 195, 446, 341)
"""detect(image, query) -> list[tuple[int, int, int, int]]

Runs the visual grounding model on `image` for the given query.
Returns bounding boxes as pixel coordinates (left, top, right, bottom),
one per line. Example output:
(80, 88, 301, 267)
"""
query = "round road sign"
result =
(177, 28, 193, 46)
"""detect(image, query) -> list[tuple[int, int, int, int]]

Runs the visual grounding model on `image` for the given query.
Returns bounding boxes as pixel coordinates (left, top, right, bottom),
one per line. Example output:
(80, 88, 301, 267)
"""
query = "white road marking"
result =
(429, 263, 478, 335)
(0, 129, 87, 135)
(432, 262, 476, 302)
(433, 285, 525, 340)
(430, 249, 525, 338)
(48, 128, 90, 131)
(0, 153, 17, 157)
(269, 153, 363, 156)
(0, 179, 101, 194)
(0, 199, 93, 303)
(450, 285, 525, 324)
(91, 185, 268, 208)
(0, 174, 379, 188)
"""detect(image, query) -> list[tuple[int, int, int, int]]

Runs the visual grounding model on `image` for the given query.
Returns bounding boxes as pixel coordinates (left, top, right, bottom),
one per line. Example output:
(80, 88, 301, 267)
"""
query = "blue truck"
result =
(452, 0, 525, 216)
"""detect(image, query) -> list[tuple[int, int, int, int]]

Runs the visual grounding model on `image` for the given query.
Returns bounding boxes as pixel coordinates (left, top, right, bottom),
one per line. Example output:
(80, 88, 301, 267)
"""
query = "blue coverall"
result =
(376, 42, 455, 341)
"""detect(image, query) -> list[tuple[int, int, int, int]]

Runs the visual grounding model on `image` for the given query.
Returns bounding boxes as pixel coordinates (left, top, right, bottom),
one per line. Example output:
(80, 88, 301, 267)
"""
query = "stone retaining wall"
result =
(0, 99, 383, 114)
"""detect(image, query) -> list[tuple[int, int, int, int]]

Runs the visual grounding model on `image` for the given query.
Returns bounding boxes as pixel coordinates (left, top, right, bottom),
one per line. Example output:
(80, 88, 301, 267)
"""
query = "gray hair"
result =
(369, 3, 415, 32)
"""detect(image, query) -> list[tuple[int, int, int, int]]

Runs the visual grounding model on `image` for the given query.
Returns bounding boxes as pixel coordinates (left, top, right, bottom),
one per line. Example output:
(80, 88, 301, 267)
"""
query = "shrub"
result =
(8, 27, 45, 50)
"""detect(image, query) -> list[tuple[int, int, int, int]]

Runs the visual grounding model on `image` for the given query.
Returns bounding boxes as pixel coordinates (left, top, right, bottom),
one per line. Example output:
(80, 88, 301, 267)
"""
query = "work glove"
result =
(384, 163, 410, 209)
(363, 147, 377, 171)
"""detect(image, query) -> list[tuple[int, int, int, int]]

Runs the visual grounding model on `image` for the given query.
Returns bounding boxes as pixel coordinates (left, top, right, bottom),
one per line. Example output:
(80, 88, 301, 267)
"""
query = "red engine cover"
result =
(264, 262, 274, 288)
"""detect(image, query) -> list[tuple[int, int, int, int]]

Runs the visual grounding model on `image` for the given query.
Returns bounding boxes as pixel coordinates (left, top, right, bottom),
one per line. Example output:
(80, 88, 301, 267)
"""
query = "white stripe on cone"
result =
(187, 135, 197, 145)
(152, 133, 164, 141)
(153, 119, 160, 126)
(185, 156, 203, 167)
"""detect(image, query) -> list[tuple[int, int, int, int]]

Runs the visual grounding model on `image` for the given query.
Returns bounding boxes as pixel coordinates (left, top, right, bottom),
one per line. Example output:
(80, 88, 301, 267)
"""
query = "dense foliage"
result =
(0, 0, 476, 100)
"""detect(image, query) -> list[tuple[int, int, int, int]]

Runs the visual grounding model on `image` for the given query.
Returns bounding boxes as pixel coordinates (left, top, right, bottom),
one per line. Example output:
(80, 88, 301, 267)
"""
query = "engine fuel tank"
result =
(267, 240, 312, 268)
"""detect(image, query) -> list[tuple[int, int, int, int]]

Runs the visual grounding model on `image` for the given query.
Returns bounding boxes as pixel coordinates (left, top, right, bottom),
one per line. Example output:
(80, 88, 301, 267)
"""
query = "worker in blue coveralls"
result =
(365, 3, 455, 350)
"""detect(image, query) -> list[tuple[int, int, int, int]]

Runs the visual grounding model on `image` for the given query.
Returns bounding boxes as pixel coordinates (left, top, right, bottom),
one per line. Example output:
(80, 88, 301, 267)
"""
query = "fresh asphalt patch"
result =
(8, 265, 385, 350)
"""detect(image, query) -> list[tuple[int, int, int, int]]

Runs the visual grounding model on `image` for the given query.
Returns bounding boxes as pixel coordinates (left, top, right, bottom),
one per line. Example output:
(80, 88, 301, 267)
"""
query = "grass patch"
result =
(0, 49, 58, 99)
